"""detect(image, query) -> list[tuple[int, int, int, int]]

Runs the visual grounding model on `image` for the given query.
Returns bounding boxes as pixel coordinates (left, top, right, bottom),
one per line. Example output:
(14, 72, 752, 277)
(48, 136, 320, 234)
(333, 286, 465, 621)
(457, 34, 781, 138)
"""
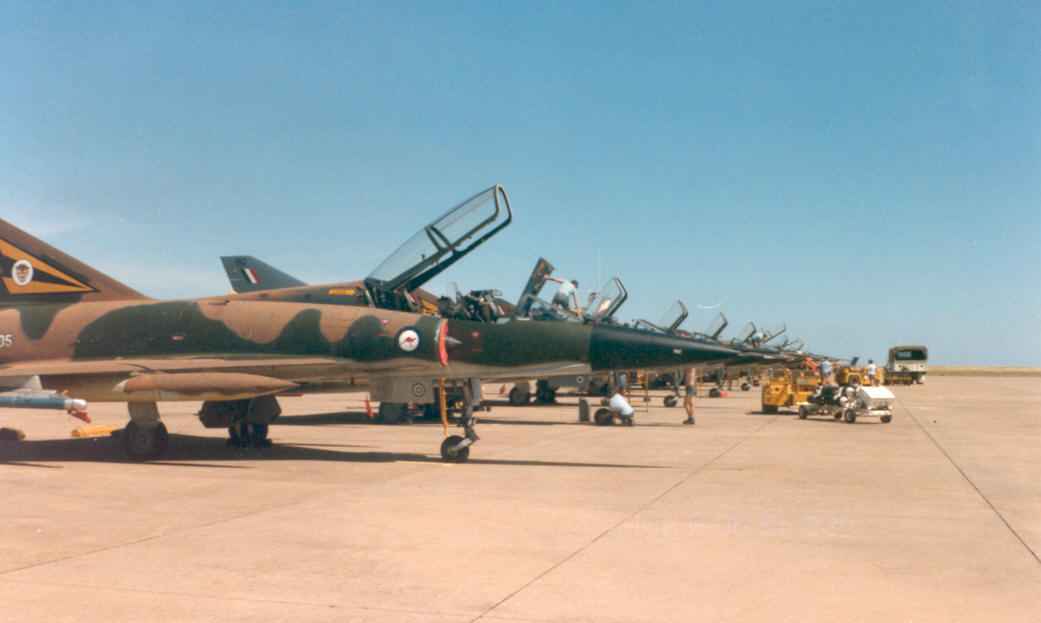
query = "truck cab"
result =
(886, 345, 928, 384)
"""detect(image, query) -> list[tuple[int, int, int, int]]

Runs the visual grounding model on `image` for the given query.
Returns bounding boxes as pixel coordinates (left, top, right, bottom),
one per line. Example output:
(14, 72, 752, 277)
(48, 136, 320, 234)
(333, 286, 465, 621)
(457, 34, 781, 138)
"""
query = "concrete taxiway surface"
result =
(1, 377, 1038, 622)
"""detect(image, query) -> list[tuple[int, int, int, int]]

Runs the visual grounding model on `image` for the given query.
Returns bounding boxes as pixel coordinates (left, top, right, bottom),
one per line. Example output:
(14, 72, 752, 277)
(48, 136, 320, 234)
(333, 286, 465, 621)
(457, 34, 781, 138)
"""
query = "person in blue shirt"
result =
(820, 359, 834, 384)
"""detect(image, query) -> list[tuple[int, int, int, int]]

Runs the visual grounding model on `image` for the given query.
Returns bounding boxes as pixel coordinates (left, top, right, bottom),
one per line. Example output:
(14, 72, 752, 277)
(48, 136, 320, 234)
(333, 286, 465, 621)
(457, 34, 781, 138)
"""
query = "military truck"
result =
(886, 345, 928, 384)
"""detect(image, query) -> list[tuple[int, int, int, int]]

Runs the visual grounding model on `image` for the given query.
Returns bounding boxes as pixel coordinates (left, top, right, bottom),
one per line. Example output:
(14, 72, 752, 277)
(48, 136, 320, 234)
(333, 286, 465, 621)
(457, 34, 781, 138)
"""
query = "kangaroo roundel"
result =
(12, 260, 34, 286)
(397, 328, 420, 352)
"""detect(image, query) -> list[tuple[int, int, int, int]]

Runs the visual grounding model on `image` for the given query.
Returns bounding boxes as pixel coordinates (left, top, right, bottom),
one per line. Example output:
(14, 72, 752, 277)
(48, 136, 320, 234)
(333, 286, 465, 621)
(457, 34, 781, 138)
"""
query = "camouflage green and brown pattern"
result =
(1, 218, 740, 405)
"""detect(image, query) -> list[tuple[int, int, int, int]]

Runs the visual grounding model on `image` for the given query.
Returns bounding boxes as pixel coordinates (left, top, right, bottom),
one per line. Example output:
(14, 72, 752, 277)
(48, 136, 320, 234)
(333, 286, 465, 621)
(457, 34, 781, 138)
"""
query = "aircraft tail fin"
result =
(220, 256, 306, 293)
(0, 219, 149, 306)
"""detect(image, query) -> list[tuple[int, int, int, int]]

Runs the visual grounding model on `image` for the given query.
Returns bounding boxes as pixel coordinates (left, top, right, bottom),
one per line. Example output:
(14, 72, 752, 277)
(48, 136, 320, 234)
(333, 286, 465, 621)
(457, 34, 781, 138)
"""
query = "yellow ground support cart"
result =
(761, 369, 818, 414)
(836, 366, 884, 386)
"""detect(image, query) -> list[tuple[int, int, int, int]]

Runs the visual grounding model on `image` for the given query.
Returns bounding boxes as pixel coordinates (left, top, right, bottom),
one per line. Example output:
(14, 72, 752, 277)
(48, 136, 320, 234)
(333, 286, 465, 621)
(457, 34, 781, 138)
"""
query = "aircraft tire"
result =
(440, 435, 470, 463)
(249, 423, 271, 447)
(509, 386, 530, 406)
(379, 403, 406, 425)
(123, 420, 168, 461)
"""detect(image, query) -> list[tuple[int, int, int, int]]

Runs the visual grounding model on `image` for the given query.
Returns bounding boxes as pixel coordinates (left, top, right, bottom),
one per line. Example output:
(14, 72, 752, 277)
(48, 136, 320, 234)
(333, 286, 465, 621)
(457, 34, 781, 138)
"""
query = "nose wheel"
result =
(440, 435, 471, 462)
(440, 378, 479, 462)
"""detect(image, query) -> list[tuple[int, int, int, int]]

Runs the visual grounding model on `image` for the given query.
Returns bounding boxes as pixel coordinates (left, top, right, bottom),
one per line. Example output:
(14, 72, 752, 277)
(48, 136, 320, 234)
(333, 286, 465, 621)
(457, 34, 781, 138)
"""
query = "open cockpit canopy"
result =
(703, 312, 728, 341)
(758, 323, 787, 346)
(736, 322, 758, 345)
(635, 300, 688, 334)
(366, 185, 512, 301)
(585, 277, 628, 323)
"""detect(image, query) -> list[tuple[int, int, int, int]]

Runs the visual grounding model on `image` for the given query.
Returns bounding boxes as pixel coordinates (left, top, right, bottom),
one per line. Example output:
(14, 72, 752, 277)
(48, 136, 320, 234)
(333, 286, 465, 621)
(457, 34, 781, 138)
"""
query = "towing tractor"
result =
(798, 384, 895, 424)
(761, 368, 818, 414)
(886, 345, 928, 385)
(836, 364, 884, 386)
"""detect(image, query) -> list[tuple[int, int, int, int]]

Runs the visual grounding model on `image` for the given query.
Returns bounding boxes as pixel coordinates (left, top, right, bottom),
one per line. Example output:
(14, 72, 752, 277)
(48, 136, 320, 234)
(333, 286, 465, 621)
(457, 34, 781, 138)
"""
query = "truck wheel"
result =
(798, 406, 808, 420)
(664, 395, 678, 408)
(594, 408, 613, 426)
(843, 410, 857, 424)
(881, 415, 892, 423)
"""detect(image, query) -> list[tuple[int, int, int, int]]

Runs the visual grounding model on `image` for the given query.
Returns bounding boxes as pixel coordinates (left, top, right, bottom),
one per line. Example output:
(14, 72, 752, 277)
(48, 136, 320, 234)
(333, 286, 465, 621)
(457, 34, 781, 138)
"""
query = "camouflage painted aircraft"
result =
(0, 186, 741, 462)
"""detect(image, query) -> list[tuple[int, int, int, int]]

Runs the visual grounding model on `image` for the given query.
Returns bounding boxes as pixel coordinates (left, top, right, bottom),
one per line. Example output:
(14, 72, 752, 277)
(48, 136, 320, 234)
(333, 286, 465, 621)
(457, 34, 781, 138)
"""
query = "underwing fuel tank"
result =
(0, 392, 90, 422)
(114, 373, 299, 402)
(589, 324, 741, 371)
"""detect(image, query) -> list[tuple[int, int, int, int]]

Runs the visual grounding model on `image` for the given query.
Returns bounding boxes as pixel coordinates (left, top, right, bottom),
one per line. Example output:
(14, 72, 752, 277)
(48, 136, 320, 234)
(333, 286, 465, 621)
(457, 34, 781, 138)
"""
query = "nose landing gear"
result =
(441, 378, 480, 463)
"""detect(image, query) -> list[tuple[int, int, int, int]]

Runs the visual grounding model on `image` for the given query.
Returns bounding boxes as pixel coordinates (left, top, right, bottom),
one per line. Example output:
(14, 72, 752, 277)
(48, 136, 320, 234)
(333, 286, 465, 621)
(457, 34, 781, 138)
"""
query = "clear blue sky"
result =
(2, 2, 1039, 365)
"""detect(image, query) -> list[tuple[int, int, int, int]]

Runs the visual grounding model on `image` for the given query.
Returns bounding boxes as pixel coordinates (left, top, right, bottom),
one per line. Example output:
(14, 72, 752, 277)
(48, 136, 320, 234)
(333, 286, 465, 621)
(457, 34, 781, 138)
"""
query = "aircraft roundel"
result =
(397, 328, 420, 352)
(12, 260, 34, 286)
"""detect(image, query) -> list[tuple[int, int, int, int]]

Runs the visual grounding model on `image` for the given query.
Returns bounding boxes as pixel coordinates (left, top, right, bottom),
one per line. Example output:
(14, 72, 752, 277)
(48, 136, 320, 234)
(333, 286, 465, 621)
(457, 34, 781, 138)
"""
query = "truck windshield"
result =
(894, 349, 927, 361)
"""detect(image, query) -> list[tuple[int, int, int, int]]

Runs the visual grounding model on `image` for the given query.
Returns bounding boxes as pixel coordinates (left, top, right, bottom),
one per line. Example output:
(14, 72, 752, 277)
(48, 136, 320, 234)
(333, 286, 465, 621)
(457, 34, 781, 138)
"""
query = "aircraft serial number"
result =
(0, 335, 14, 349)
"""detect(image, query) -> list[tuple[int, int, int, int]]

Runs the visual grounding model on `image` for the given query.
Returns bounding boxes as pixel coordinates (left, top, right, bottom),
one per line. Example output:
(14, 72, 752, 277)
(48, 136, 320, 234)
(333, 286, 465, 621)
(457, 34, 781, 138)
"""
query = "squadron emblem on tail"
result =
(0, 238, 95, 295)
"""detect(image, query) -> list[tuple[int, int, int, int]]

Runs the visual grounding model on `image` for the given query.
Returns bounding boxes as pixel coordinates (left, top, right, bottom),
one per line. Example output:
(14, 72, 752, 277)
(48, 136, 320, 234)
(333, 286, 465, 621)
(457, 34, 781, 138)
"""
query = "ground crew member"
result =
(866, 359, 878, 385)
(683, 367, 697, 425)
(615, 370, 628, 397)
(546, 276, 580, 313)
(820, 358, 834, 385)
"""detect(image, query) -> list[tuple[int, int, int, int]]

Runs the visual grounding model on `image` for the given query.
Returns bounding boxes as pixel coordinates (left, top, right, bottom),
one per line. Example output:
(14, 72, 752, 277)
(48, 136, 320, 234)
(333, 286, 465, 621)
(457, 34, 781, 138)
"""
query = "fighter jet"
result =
(0, 185, 741, 462)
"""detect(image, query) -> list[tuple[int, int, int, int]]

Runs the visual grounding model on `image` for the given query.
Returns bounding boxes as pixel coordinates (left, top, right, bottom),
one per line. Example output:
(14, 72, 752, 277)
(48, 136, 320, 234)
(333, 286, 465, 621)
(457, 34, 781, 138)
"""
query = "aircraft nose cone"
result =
(589, 325, 740, 371)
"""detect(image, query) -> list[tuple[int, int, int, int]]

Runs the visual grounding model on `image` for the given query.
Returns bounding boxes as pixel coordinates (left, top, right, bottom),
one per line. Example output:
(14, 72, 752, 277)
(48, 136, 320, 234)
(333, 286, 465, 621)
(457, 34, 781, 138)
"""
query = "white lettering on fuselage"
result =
(0, 334, 14, 349)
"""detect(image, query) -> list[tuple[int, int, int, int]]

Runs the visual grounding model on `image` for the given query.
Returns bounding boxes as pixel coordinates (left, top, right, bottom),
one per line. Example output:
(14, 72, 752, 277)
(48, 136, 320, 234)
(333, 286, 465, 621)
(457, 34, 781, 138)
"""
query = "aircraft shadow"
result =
(276, 411, 587, 429)
(475, 417, 583, 427)
(483, 400, 577, 409)
(274, 411, 375, 426)
(0, 434, 666, 470)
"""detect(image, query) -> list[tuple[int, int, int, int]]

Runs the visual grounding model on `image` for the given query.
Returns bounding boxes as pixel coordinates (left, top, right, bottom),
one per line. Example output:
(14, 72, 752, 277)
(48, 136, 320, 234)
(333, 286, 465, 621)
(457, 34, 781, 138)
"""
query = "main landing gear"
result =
(227, 421, 271, 448)
(122, 402, 168, 461)
(198, 396, 281, 449)
(440, 379, 480, 463)
(534, 379, 558, 404)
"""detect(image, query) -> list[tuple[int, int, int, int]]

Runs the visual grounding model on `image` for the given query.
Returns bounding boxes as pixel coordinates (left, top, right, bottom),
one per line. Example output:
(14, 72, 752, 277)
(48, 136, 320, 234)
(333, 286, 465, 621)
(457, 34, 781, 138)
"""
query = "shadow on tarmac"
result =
(0, 434, 667, 470)
(274, 411, 374, 425)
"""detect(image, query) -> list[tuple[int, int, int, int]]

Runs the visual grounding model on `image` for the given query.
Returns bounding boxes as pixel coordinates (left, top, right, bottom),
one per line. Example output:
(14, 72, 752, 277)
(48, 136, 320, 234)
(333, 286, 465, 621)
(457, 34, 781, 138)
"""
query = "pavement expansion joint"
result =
(467, 414, 781, 623)
(897, 397, 1041, 567)
(0, 493, 318, 579)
